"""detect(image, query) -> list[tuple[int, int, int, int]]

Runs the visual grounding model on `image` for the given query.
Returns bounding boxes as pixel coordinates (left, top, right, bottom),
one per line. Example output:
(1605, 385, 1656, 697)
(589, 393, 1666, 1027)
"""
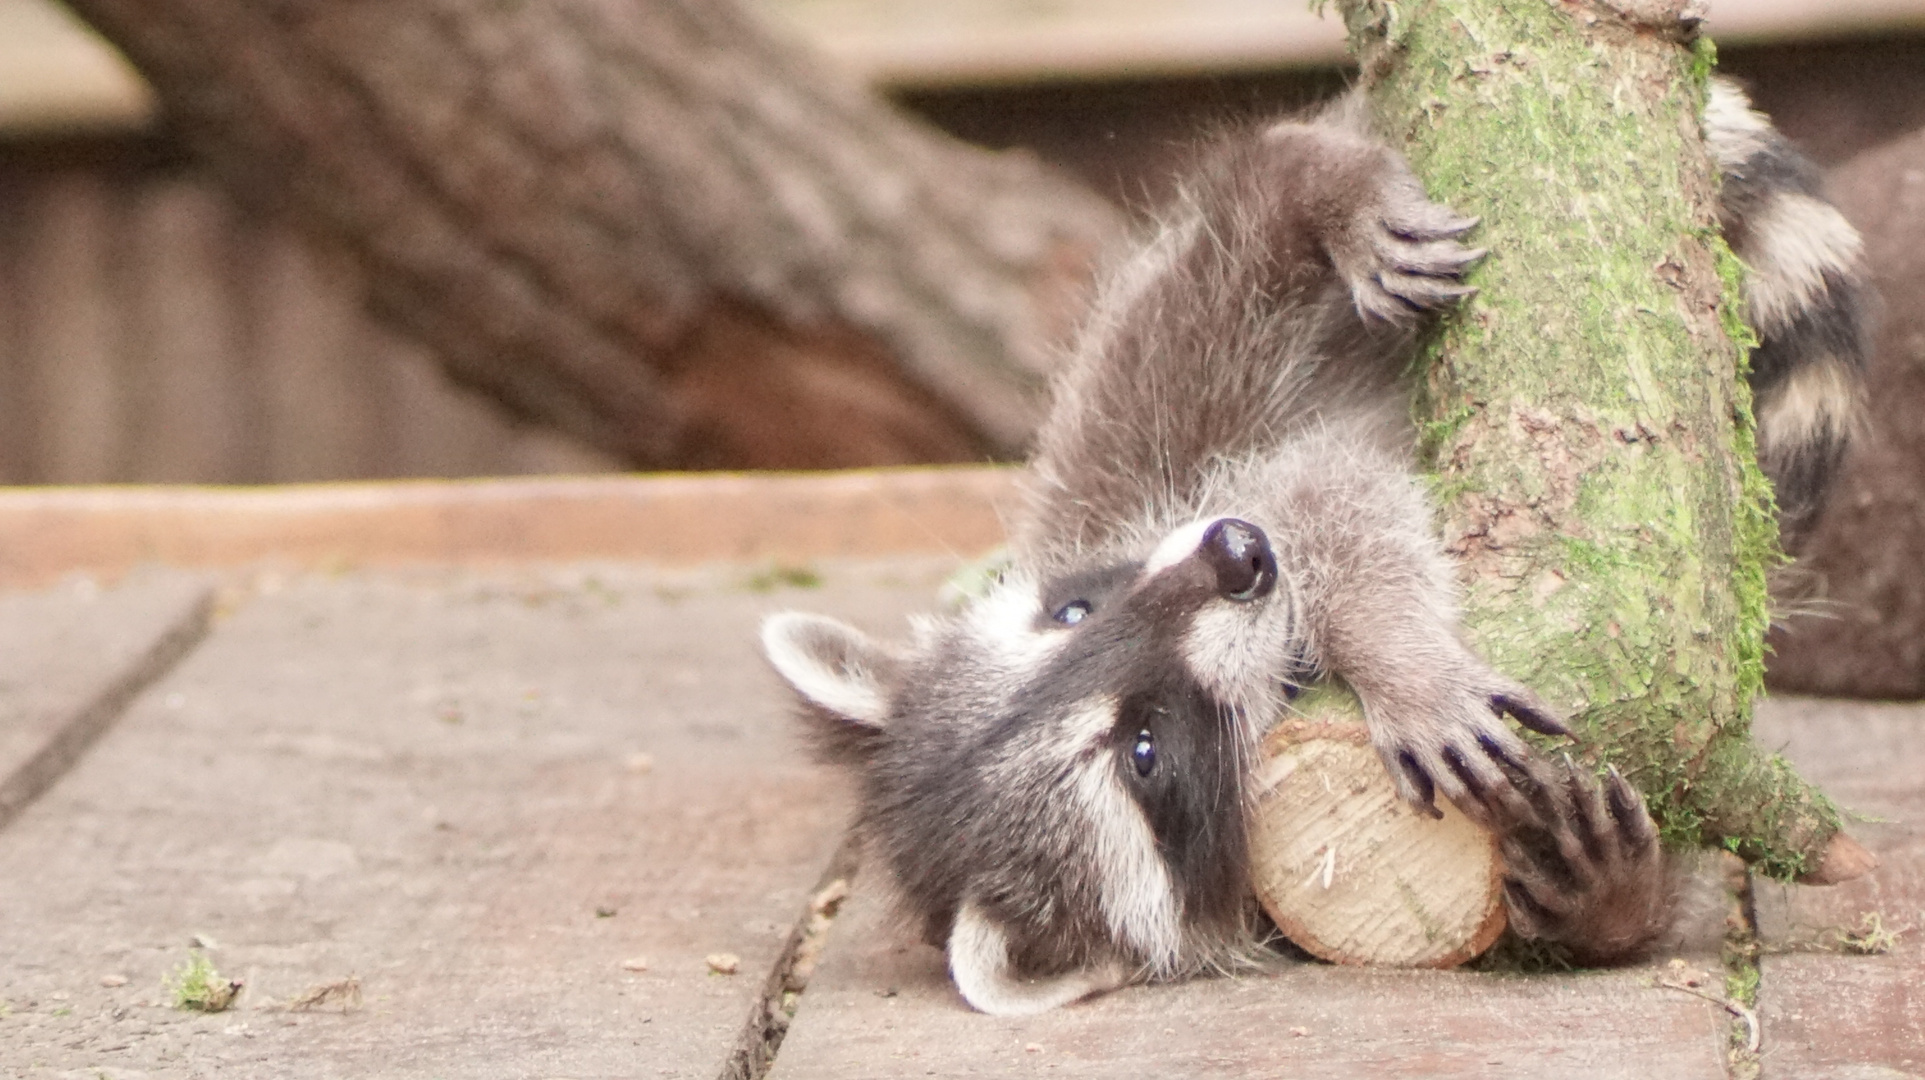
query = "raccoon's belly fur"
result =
(762, 78, 1869, 1017)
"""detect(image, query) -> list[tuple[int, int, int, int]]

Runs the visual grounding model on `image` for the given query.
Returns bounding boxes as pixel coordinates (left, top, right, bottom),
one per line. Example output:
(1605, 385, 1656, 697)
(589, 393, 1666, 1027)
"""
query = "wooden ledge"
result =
(0, 468, 1017, 587)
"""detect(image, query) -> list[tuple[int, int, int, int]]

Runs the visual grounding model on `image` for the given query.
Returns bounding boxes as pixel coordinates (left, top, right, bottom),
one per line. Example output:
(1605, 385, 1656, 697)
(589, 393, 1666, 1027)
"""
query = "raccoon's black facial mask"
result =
(1037, 561, 1139, 630)
(1112, 680, 1249, 931)
(1001, 524, 1275, 932)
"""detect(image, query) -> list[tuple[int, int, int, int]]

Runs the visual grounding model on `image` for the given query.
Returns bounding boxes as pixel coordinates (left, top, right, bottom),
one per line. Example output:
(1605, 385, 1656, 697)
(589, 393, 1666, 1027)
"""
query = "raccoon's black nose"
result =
(1202, 518, 1277, 601)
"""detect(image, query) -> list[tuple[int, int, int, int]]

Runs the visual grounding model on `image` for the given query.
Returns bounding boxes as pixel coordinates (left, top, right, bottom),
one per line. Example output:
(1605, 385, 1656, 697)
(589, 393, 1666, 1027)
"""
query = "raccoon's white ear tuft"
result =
(760, 612, 898, 729)
(947, 897, 1131, 1016)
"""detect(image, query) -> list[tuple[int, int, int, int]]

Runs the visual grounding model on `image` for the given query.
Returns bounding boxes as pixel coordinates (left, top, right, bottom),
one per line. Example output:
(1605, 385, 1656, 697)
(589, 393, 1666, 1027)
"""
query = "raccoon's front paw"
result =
(1368, 679, 1568, 822)
(1495, 757, 1670, 965)
(1333, 168, 1485, 323)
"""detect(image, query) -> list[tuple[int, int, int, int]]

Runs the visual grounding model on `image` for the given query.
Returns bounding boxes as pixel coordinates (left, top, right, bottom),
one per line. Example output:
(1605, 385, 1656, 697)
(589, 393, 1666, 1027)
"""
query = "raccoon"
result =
(761, 79, 1869, 1016)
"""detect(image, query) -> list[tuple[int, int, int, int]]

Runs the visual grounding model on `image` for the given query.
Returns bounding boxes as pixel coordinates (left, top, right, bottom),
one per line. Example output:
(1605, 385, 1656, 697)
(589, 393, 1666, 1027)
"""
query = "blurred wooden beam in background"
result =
(0, 0, 149, 134)
(6, 0, 1925, 135)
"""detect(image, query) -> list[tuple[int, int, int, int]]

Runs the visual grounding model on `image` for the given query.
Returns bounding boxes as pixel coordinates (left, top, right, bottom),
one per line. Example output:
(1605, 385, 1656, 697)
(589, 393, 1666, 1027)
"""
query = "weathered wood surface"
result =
(0, 570, 211, 829)
(768, 878, 1728, 1080)
(1752, 698, 1925, 1078)
(0, 561, 950, 1078)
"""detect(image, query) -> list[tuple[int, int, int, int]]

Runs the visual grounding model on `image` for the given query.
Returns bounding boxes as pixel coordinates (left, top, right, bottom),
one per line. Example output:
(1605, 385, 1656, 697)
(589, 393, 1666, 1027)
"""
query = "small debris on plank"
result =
(706, 953, 740, 975)
(1665, 957, 1710, 989)
(810, 877, 850, 916)
(621, 957, 650, 973)
(744, 564, 822, 592)
(1837, 911, 1904, 954)
(100, 974, 129, 988)
(283, 976, 363, 1013)
(166, 952, 242, 1013)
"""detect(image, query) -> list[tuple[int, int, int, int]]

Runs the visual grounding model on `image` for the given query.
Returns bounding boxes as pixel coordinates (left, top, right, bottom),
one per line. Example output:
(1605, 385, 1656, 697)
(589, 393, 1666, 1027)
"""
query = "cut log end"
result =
(1795, 830, 1879, 885)
(1249, 717, 1506, 968)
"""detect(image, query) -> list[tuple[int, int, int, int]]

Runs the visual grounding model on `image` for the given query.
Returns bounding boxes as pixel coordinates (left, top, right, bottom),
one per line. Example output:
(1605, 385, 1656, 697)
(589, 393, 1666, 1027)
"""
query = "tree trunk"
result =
(1332, 0, 1845, 878)
(63, 0, 1121, 469)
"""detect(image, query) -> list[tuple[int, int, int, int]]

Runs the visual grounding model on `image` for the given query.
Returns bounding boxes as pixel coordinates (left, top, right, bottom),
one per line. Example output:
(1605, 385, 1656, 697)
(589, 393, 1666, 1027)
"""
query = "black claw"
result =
(1477, 732, 1524, 774)
(1442, 745, 1484, 796)
(1603, 767, 1638, 821)
(1510, 759, 1561, 830)
(1398, 751, 1443, 819)
(1501, 877, 1558, 934)
(1560, 762, 1610, 867)
(1379, 273, 1476, 309)
(1560, 756, 1604, 842)
(1493, 693, 1570, 737)
(1507, 819, 1584, 894)
(1604, 767, 1658, 851)
(1386, 212, 1479, 242)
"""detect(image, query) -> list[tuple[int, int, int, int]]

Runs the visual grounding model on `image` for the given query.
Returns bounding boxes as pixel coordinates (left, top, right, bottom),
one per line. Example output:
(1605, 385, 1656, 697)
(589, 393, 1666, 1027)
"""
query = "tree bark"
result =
(63, 0, 1121, 469)
(1331, 0, 1841, 878)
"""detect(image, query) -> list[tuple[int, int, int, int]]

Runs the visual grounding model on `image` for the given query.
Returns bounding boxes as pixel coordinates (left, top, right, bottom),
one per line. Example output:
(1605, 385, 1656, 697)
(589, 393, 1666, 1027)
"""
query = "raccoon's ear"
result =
(948, 897, 1129, 1015)
(760, 612, 900, 731)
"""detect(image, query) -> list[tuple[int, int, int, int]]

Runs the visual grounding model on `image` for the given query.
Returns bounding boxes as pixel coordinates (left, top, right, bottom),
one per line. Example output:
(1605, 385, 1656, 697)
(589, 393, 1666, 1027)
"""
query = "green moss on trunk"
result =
(1333, 0, 1837, 876)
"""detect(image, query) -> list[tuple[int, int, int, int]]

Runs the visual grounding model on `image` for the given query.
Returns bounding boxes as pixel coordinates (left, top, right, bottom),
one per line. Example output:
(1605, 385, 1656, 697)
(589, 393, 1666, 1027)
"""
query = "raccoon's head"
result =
(761, 517, 1300, 1015)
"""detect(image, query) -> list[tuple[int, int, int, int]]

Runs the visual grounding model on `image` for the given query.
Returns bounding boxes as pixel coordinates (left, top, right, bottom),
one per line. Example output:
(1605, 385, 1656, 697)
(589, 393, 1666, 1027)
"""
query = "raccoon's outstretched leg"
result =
(1476, 756, 1672, 963)
(1017, 112, 1487, 561)
(1230, 428, 1570, 824)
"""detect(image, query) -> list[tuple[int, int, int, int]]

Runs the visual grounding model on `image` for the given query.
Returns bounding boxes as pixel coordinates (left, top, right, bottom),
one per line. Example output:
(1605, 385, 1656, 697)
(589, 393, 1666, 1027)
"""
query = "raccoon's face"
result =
(761, 517, 1296, 1015)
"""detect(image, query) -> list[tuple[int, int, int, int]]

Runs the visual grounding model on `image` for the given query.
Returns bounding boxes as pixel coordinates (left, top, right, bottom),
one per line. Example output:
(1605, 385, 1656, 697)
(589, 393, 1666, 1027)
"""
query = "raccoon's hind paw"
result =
(1496, 758, 1671, 965)
(1341, 171, 1485, 323)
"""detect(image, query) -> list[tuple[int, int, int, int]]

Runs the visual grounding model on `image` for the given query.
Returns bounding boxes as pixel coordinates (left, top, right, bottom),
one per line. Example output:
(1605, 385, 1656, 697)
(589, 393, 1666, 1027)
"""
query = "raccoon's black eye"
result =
(1131, 729, 1157, 776)
(1053, 600, 1093, 626)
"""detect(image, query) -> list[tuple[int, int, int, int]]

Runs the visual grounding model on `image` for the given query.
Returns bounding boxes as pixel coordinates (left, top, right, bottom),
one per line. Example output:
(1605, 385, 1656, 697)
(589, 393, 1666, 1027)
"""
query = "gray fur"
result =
(762, 86, 1866, 1015)
(1709, 77, 1871, 551)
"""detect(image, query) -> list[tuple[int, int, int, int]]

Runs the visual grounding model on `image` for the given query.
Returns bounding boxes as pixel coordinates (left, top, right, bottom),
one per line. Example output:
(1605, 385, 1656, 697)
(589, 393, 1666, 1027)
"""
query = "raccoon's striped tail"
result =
(1707, 77, 1872, 554)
